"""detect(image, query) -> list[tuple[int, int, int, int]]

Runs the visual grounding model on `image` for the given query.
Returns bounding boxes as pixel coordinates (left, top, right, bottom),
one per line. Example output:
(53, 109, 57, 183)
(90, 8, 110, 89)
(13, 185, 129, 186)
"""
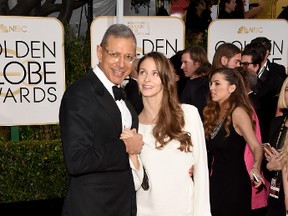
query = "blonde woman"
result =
(265, 77, 288, 216)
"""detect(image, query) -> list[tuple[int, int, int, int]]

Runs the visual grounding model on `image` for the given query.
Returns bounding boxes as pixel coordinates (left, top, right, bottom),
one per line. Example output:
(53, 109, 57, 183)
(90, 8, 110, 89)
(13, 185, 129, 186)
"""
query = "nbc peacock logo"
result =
(237, 26, 263, 34)
(0, 23, 27, 33)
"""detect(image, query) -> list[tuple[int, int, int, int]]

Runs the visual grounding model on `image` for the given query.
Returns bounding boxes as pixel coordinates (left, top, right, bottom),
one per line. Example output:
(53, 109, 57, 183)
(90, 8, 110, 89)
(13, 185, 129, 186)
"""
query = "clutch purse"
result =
(141, 167, 149, 191)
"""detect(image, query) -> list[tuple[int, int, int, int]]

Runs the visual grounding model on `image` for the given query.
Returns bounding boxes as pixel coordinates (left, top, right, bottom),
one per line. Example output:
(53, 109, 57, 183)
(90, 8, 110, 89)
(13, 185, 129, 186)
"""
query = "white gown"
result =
(131, 104, 211, 216)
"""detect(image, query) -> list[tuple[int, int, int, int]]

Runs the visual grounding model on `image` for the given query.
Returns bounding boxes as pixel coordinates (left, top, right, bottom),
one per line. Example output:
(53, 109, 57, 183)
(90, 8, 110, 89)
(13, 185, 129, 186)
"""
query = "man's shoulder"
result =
(267, 61, 287, 79)
(65, 70, 101, 94)
(268, 61, 285, 70)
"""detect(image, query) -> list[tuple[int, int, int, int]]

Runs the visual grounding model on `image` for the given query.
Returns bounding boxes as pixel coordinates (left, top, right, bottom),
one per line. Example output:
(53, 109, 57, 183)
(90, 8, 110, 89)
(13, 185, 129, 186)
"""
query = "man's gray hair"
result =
(100, 24, 137, 51)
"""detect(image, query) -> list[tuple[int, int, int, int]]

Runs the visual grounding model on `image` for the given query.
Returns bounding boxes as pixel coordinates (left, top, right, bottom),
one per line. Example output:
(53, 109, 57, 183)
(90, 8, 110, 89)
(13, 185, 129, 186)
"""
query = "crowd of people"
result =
(59, 22, 287, 216)
(184, 0, 287, 45)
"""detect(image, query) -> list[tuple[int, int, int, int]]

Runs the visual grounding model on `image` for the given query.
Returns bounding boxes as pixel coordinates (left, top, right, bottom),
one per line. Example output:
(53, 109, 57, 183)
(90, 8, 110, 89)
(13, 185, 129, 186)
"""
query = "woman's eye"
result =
(153, 71, 159, 76)
(139, 70, 146, 75)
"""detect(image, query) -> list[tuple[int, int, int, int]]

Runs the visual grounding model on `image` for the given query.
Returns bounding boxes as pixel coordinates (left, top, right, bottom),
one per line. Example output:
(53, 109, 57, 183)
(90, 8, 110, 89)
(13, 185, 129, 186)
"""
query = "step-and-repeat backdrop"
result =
(0, 16, 65, 126)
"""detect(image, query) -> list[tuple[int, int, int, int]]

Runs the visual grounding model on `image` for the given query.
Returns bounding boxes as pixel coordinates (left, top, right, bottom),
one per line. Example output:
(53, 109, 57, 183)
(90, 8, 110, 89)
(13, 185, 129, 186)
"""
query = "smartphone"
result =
(262, 142, 273, 154)
(253, 173, 259, 183)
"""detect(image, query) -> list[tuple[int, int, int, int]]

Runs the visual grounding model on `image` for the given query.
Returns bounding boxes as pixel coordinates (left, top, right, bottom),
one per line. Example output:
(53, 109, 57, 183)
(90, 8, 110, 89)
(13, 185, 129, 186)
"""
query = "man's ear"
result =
(97, 45, 103, 64)
(221, 56, 228, 66)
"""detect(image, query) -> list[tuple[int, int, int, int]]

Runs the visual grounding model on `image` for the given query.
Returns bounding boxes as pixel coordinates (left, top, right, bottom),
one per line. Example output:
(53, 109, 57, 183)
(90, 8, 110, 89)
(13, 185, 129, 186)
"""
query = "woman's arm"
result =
(121, 129, 144, 190)
(233, 107, 264, 186)
(185, 105, 211, 216)
(244, 0, 265, 19)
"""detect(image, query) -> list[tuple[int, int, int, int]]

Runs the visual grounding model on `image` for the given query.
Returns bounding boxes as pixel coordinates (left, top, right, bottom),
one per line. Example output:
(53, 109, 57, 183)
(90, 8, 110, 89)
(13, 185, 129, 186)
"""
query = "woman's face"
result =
(137, 57, 163, 99)
(285, 82, 288, 106)
(209, 73, 235, 104)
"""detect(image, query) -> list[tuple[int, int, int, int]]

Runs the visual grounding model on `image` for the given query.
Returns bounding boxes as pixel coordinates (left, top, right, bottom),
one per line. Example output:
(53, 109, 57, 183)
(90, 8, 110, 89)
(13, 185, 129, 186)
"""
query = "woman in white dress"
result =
(121, 51, 211, 216)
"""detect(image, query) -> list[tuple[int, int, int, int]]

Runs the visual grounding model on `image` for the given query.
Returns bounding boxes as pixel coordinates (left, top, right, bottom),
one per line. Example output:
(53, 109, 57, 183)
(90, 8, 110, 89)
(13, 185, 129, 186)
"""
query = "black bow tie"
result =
(112, 86, 126, 101)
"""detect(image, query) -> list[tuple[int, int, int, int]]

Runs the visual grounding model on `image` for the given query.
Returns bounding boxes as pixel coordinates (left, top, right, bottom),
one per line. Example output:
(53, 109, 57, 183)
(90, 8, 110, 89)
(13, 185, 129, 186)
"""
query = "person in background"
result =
(211, 43, 241, 70)
(181, 42, 241, 119)
(218, 0, 237, 18)
(250, 37, 287, 142)
(180, 45, 211, 120)
(233, 0, 264, 18)
(236, 66, 269, 216)
(251, 37, 286, 80)
(125, 58, 143, 114)
(282, 141, 288, 216)
(204, 42, 242, 170)
(123, 51, 211, 216)
(265, 77, 288, 216)
(251, 37, 287, 117)
(241, 42, 265, 134)
(59, 24, 144, 216)
(204, 67, 263, 216)
(185, 0, 212, 39)
(169, 50, 189, 99)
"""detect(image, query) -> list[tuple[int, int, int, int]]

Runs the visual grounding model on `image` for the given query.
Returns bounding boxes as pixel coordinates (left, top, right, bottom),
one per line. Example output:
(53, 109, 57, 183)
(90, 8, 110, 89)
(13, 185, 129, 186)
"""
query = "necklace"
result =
(210, 118, 225, 139)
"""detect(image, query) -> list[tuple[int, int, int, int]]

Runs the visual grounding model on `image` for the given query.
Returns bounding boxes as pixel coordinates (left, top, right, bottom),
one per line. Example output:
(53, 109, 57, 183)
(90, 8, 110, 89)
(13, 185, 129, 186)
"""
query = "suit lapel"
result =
(259, 67, 269, 83)
(86, 70, 122, 133)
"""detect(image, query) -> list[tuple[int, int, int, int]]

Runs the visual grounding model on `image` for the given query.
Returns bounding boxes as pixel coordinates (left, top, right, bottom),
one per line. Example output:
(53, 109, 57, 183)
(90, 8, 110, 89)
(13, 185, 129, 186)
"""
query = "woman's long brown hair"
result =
(203, 67, 255, 139)
(137, 52, 192, 152)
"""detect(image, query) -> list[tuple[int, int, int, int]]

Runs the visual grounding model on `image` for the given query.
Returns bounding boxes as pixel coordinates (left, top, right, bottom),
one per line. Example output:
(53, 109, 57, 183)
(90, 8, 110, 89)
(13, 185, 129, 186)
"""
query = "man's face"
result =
(180, 52, 200, 78)
(226, 0, 237, 12)
(97, 35, 136, 85)
(241, 55, 259, 74)
(225, 53, 241, 69)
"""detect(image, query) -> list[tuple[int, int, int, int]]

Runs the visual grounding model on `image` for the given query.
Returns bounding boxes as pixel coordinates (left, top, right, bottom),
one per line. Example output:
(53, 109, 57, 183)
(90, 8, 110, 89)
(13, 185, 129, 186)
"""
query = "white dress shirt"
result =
(93, 66, 132, 130)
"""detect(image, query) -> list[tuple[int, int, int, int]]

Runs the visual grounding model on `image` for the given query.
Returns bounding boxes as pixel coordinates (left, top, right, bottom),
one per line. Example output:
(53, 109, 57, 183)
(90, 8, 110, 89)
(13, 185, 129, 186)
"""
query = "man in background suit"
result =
(250, 37, 287, 142)
(59, 24, 144, 216)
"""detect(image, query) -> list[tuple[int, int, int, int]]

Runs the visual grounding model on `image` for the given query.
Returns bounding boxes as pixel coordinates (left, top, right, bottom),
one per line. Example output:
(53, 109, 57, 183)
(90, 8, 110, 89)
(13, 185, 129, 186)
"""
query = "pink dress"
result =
(244, 110, 269, 209)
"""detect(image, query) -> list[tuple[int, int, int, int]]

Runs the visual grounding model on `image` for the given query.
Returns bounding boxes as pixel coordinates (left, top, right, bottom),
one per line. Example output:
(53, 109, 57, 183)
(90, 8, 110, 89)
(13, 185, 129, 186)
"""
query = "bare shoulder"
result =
(232, 106, 248, 116)
(232, 106, 250, 123)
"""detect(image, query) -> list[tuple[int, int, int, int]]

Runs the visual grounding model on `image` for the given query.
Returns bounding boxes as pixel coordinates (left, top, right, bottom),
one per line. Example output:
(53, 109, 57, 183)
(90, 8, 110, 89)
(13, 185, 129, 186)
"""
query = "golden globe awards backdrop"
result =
(0, 16, 65, 126)
(90, 16, 185, 67)
(207, 19, 288, 70)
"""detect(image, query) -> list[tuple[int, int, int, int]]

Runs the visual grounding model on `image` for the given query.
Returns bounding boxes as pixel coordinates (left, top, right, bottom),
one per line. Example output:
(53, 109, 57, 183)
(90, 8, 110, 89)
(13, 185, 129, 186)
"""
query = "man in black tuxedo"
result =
(247, 38, 287, 142)
(59, 24, 144, 216)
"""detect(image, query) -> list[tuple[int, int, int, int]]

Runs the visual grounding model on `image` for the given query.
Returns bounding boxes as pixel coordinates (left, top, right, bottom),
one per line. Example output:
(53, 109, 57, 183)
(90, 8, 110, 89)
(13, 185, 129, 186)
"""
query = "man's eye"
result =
(125, 55, 133, 61)
(110, 52, 119, 58)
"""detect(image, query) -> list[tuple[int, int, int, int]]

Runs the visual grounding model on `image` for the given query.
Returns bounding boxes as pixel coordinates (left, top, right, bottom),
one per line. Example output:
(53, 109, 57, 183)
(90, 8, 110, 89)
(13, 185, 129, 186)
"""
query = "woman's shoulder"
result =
(181, 104, 201, 118)
(181, 103, 198, 111)
(232, 106, 250, 121)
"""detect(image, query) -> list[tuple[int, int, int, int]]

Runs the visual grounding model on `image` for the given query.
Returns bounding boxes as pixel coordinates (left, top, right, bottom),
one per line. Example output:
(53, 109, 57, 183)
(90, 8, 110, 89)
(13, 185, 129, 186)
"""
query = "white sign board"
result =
(90, 16, 185, 67)
(207, 19, 288, 69)
(0, 16, 65, 126)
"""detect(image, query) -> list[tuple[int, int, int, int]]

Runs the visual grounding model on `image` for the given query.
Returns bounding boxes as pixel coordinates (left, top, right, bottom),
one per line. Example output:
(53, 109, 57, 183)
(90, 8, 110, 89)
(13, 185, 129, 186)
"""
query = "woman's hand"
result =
(250, 167, 264, 188)
(120, 128, 136, 139)
(265, 148, 283, 171)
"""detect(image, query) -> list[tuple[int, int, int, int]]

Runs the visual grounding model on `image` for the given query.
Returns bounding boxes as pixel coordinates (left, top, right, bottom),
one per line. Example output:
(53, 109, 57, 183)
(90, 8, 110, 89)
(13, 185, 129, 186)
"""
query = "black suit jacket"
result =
(59, 70, 138, 216)
(253, 61, 287, 142)
(180, 76, 209, 120)
(124, 78, 143, 114)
